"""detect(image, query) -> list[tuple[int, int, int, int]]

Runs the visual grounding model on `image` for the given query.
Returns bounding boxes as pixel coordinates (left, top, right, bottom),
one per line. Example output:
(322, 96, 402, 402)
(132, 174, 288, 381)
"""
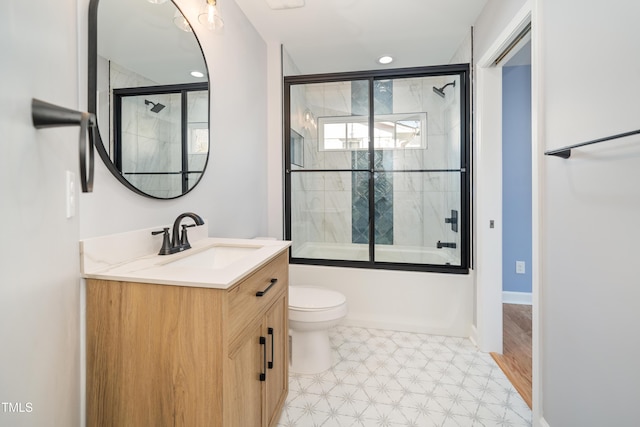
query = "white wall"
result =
(540, 1, 640, 424)
(0, 1, 82, 425)
(266, 41, 285, 239)
(79, 0, 269, 240)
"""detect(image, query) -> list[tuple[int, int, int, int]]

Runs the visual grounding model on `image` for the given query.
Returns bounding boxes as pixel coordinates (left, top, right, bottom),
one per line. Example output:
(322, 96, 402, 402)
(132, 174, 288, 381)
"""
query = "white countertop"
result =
(80, 226, 290, 289)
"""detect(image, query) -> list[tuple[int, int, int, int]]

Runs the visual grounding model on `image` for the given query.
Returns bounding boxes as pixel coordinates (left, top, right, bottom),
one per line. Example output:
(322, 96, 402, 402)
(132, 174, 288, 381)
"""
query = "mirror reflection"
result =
(90, 0, 209, 198)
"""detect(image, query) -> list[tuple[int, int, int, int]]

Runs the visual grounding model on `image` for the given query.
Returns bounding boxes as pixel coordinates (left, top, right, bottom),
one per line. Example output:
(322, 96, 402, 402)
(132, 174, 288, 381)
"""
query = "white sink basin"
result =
(163, 244, 262, 269)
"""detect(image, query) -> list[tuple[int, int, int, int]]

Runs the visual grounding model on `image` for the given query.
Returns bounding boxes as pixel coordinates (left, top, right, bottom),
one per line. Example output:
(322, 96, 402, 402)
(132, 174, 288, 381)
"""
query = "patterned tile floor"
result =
(277, 326, 531, 427)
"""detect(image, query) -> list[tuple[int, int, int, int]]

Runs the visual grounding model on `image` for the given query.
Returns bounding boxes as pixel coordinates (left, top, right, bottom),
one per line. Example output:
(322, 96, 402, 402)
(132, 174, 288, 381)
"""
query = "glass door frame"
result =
(113, 82, 208, 197)
(283, 64, 471, 274)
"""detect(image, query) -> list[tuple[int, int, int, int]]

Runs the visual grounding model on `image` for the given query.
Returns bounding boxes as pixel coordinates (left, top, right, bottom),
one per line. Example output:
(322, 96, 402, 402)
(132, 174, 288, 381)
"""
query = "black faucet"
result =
(151, 212, 205, 255)
(437, 240, 457, 249)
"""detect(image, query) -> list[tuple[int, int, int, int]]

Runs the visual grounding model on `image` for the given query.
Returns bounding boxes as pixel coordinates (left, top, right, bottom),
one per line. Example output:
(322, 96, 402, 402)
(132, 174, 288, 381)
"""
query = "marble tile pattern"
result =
(352, 151, 394, 245)
(277, 326, 532, 427)
(80, 223, 209, 274)
(289, 76, 465, 263)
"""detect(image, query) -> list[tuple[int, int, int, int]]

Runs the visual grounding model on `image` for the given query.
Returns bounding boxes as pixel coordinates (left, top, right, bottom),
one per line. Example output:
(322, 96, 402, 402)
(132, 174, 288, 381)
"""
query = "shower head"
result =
(433, 81, 456, 98)
(144, 99, 166, 113)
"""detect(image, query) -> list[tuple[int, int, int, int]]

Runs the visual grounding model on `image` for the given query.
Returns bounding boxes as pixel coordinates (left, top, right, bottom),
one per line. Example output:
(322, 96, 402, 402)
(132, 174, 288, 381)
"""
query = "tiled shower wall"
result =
(290, 77, 461, 253)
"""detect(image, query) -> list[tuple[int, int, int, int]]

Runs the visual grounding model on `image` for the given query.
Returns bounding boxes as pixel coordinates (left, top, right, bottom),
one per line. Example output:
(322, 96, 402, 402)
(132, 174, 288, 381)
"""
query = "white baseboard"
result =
(503, 291, 532, 305)
(339, 318, 469, 338)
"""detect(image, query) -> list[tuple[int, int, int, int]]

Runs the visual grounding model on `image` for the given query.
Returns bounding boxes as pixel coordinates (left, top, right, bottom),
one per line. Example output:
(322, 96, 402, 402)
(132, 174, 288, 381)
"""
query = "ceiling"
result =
(98, 0, 489, 83)
(98, 0, 207, 85)
(233, 0, 488, 74)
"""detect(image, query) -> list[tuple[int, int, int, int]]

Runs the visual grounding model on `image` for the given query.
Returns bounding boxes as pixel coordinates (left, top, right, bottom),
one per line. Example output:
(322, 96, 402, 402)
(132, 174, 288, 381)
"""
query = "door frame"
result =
(473, 0, 542, 422)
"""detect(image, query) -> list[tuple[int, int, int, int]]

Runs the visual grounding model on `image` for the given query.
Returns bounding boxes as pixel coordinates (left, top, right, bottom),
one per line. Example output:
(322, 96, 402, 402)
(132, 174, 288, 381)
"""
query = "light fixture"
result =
(190, 71, 205, 78)
(265, 0, 305, 10)
(377, 55, 394, 65)
(147, 0, 169, 4)
(303, 108, 316, 129)
(173, 10, 193, 32)
(199, 0, 224, 32)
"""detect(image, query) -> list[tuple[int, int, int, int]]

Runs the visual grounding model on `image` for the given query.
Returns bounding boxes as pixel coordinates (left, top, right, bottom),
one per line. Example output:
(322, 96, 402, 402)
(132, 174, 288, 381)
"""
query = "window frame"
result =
(317, 112, 428, 152)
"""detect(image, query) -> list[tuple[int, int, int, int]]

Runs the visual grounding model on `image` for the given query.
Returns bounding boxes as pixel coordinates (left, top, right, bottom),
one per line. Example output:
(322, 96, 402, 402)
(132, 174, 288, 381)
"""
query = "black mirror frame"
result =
(88, 0, 210, 199)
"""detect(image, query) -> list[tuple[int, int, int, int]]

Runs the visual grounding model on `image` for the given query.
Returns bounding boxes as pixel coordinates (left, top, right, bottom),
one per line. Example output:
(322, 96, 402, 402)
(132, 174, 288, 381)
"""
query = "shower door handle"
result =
(256, 278, 278, 297)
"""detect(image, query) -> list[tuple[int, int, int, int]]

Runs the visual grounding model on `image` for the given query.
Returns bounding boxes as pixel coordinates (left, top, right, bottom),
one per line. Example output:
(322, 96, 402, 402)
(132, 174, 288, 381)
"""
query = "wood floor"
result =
(490, 303, 532, 409)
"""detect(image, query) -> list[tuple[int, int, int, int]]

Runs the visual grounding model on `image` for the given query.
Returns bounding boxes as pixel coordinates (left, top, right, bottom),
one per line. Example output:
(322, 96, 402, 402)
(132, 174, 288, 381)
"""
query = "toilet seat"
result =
(289, 286, 346, 311)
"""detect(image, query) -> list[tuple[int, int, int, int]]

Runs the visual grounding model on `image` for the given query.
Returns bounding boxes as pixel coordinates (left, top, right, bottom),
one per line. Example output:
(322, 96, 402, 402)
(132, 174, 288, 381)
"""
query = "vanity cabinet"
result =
(86, 250, 289, 427)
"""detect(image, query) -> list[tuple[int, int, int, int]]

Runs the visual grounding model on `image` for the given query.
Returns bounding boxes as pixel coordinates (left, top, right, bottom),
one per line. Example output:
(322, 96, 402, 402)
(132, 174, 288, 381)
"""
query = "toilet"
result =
(288, 286, 348, 374)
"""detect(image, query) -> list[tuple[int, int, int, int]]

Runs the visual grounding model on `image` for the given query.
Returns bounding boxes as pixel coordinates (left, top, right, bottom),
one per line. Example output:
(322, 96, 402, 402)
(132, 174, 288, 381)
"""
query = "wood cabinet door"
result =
(264, 295, 288, 427)
(87, 281, 222, 427)
(225, 321, 265, 427)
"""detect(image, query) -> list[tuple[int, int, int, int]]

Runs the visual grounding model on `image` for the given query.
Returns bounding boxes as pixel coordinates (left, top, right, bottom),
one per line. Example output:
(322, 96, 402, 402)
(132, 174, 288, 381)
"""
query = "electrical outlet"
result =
(66, 170, 75, 219)
(516, 261, 525, 274)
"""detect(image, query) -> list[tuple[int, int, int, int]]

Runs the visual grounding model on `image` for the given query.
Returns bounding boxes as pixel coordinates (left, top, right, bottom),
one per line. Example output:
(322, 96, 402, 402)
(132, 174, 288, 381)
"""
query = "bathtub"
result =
(293, 242, 461, 266)
(289, 242, 472, 336)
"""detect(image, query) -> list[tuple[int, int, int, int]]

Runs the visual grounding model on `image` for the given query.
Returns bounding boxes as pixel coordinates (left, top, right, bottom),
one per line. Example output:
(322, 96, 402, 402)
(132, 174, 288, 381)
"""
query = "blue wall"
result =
(502, 64, 532, 293)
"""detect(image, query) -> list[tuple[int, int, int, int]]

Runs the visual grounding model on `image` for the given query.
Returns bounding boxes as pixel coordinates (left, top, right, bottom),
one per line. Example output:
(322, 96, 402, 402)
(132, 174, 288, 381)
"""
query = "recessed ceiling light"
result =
(265, 0, 305, 10)
(191, 71, 205, 78)
(377, 55, 394, 65)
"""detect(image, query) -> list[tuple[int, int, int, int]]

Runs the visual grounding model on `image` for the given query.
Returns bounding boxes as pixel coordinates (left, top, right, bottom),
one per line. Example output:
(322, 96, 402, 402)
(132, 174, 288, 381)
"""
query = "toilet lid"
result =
(289, 286, 346, 310)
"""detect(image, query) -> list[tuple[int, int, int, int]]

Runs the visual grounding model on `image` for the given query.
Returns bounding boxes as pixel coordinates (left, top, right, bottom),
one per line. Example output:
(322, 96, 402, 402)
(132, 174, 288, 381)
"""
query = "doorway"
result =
(491, 39, 533, 408)
(474, 0, 540, 417)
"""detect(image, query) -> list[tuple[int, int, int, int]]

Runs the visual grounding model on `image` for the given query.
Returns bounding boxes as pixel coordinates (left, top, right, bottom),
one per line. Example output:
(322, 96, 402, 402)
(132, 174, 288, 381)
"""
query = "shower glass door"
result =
(119, 92, 183, 197)
(285, 65, 469, 273)
(288, 80, 371, 262)
(114, 84, 209, 198)
(372, 75, 463, 267)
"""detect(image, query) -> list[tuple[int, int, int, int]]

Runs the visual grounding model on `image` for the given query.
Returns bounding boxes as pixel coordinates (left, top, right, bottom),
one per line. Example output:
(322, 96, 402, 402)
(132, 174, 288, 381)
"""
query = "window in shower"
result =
(284, 65, 470, 273)
(318, 113, 427, 151)
(113, 83, 209, 198)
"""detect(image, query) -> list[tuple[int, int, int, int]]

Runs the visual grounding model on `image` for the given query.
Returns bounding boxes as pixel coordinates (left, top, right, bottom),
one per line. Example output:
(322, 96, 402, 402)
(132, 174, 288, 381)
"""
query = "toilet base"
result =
(289, 328, 332, 374)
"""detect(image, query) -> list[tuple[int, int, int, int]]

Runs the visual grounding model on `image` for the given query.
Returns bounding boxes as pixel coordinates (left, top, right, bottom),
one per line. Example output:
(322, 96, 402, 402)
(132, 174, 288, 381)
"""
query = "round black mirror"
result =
(89, 0, 209, 199)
